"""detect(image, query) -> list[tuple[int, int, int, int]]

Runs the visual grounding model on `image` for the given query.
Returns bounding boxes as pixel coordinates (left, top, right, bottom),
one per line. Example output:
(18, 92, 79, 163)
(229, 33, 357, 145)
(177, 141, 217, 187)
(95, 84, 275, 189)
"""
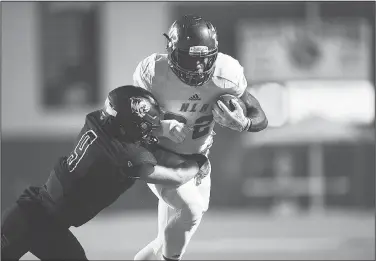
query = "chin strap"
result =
(163, 33, 171, 42)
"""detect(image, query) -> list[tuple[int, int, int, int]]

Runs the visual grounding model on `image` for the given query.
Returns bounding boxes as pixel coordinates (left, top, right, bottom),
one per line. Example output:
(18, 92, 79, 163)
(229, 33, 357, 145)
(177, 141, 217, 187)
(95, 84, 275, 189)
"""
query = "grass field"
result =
(21, 209, 374, 260)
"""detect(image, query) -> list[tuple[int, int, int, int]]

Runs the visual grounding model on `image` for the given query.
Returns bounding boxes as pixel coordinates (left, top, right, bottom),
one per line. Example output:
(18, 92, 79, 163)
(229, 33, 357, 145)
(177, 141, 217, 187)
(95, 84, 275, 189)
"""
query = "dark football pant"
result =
(1, 187, 87, 261)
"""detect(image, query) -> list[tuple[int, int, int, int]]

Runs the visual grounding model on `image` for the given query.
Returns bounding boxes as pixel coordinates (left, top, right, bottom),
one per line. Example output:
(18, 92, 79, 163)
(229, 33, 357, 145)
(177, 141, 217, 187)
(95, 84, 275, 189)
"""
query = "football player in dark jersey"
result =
(1, 85, 208, 261)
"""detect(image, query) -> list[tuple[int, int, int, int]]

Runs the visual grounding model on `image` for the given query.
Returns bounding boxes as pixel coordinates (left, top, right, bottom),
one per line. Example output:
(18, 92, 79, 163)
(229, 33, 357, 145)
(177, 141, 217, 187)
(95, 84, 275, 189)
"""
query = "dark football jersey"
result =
(46, 110, 157, 227)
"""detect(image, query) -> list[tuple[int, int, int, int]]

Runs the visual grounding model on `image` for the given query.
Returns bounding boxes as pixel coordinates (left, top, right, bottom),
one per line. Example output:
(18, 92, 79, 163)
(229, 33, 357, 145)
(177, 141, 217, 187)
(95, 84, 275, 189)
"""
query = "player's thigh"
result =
(1, 203, 32, 260)
(2, 186, 49, 260)
(29, 221, 87, 260)
(17, 187, 88, 260)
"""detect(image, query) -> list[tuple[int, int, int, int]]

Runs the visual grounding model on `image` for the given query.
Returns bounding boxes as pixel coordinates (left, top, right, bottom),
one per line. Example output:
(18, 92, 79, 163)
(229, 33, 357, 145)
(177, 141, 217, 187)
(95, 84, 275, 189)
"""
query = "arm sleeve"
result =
(127, 145, 158, 167)
(214, 55, 248, 98)
(230, 66, 248, 98)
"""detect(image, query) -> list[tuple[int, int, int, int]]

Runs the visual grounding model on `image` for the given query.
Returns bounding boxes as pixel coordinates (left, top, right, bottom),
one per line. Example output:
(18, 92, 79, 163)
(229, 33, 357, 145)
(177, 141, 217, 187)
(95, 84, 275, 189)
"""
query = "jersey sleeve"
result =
(125, 144, 158, 167)
(53, 114, 101, 188)
(213, 54, 248, 97)
(65, 118, 100, 175)
(231, 67, 248, 98)
(132, 54, 156, 92)
(224, 60, 248, 98)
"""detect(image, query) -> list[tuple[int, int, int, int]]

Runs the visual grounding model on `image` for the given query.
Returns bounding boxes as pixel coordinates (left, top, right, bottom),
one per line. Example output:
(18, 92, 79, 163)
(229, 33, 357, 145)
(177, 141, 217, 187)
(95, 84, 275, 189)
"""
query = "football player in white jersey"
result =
(132, 15, 268, 261)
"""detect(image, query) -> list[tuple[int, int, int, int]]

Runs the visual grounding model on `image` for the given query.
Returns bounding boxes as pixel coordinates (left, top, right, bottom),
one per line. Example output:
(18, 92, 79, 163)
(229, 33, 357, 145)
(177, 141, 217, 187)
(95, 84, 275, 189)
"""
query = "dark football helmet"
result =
(163, 15, 219, 87)
(103, 85, 161, 144)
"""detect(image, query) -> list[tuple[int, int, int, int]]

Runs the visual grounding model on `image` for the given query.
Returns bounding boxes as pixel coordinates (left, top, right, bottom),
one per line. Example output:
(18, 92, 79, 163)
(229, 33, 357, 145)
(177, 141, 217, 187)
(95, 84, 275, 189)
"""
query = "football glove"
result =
(195, 160, 210, 186)
(181, 153, 210, 186)
(155, 119, 192, 143)
(212, 99, 251, 132)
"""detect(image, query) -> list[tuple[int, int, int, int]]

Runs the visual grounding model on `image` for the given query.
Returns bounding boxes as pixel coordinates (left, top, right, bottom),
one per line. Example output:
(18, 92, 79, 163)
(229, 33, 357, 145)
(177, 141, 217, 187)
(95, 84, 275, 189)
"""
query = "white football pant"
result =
(134, 161, 211, 260)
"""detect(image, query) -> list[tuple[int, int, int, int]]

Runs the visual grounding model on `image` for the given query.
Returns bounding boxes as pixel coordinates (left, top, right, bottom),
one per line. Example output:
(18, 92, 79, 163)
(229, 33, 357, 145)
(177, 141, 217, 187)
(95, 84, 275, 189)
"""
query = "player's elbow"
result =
(251, 113, 268, 132)
(258, 117, 268, 131)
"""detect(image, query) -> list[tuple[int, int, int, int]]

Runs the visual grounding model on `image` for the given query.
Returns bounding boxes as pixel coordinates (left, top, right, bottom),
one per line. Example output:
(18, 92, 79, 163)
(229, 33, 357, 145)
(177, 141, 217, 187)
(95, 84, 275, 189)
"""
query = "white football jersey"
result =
(133, 52, 247, 154)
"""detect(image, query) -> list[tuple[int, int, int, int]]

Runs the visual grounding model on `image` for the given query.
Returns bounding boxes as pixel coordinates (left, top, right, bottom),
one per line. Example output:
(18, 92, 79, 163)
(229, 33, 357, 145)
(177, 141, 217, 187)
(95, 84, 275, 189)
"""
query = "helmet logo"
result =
(189, 46, 209, 55)
(130, 97, 151, 118)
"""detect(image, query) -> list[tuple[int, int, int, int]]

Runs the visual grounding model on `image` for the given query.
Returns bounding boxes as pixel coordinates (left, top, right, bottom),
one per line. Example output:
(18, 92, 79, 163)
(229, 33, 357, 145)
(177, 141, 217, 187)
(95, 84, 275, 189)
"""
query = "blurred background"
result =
(1, 1, 375, 260)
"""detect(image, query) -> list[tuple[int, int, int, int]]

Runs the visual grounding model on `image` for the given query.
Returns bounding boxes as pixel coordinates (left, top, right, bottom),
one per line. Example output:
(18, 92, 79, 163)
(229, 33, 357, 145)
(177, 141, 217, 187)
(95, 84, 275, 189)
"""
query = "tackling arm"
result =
(240, 88, 268, 132)
(131, 150, 207, 187)
(135, 161, 199, 187)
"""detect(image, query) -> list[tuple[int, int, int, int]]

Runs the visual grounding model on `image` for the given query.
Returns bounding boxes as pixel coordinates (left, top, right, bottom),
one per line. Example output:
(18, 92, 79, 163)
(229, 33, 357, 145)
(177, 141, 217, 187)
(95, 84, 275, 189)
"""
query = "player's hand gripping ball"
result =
(212, 94, 249, 132)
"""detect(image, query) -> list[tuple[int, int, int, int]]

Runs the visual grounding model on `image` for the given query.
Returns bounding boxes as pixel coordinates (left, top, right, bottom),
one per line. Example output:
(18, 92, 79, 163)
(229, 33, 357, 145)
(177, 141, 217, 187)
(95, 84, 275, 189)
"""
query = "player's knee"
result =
(179, 203, 205, 227)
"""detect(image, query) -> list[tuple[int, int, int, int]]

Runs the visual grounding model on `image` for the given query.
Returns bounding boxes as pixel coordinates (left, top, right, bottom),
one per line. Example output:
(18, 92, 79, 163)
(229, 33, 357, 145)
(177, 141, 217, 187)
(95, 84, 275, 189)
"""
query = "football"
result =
(217, 94, 247, 115)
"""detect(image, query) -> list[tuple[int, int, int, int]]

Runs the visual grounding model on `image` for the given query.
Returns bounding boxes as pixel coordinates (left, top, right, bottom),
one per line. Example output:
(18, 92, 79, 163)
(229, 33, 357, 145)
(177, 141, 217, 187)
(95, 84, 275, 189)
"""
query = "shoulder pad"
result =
(133, 54, 157, 91)
(133, 53, 169, 91)
(213, 53, 244, 83)
(212, 53, 248, 96)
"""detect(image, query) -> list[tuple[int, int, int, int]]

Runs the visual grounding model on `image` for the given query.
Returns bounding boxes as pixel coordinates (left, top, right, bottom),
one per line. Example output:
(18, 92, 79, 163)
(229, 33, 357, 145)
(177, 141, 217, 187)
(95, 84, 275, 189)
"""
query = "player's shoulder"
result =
(215, 52, 242, 69)
(212, 52, 245, 88)
(80, 110, 111, 146)
(136, 53, 168, 77)
(84, 110, 103, 133)
(134, 53, 169, 89)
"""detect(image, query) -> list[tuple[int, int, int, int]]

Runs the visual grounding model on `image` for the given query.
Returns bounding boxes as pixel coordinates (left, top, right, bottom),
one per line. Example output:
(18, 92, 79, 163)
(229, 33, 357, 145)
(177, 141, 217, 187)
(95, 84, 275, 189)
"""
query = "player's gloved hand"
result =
(182, 153, 210, 186)
(154, 119, 192, 143)
(212, 99, 251, 132)
(195, 159, 210, 186)
(199, 130, 215, 156)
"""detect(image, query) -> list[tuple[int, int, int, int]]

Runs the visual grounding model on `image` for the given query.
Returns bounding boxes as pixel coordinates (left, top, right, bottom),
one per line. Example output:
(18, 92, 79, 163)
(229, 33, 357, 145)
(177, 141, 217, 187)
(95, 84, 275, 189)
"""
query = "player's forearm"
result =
(144, 161, 199, 187)
(241, 90, 268, 132)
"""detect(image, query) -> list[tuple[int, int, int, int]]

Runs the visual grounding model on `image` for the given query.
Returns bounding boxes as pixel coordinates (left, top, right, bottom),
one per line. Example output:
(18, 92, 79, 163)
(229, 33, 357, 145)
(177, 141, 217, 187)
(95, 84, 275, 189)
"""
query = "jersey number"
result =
(164, 113, 213, 140)
(67, 130, 98, 172)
